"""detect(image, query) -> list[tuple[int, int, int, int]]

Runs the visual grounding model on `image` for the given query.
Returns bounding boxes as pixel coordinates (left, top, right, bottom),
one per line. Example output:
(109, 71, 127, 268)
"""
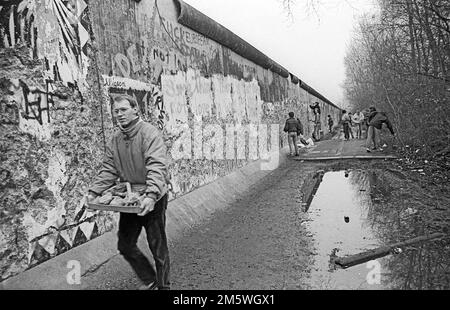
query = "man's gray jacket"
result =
(89, 119, 169, 201)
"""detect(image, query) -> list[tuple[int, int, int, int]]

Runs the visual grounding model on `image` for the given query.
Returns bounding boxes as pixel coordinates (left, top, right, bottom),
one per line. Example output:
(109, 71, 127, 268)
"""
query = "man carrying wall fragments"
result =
(86, 95, 170, 290)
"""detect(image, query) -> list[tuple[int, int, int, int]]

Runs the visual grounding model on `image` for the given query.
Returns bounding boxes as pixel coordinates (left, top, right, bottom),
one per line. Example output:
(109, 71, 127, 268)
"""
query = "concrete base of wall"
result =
(1, 149, 288, 290)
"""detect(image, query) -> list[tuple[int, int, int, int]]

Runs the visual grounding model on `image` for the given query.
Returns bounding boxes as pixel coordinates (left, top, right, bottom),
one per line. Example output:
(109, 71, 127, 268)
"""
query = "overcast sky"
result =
(183, 0, 377, 108)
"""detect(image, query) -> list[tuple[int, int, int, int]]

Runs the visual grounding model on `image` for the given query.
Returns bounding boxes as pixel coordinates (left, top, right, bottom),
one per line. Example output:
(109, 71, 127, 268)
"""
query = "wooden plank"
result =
(87, 203, 141, 214)
(295, 155, 397, 161)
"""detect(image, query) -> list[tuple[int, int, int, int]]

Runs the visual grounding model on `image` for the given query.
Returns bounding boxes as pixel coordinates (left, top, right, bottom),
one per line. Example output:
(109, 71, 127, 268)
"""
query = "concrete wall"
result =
(0, 0, 341, 282)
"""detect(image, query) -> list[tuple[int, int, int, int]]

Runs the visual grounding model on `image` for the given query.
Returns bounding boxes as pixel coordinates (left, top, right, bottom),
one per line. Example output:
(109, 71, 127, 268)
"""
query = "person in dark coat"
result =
(327, 115, 334, 133)
(284, 112, 303, 156)
(365, 107, 395, 152)
(341, 110, 351, 141)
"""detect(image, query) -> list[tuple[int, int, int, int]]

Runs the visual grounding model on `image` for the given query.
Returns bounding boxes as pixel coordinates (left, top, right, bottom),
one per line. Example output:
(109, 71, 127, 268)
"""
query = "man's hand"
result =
(86, 192, 98, 203)
(82, 192, 98, 208)
(138, 197, 156, 216)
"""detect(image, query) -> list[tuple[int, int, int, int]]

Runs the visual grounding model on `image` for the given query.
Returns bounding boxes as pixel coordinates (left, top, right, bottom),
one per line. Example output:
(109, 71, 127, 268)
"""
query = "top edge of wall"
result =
(175, 0, 286, 74)
(173, 0, 340, 109)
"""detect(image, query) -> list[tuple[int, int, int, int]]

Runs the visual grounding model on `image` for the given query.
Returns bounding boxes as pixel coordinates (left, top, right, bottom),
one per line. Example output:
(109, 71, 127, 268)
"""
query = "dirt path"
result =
(170, 159, 319, 290)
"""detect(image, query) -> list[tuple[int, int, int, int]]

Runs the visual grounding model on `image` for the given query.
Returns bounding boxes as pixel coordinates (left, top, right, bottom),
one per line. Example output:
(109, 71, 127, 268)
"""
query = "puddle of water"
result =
(304, 170, 391, 290)
(300, 171, 324, 212)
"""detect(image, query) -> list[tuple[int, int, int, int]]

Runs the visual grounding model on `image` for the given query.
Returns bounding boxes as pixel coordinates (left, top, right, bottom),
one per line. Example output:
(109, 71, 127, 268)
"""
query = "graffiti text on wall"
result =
(20, 80, 53, 125)
(158, 17, 209, 62)
(2, 79, 70, 140)
(112, 44, 186, 82)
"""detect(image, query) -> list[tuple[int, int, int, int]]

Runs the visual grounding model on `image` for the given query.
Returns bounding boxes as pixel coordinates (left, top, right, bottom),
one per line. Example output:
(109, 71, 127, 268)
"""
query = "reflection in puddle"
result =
(304, 168, 450, 290)
(304, 170, 390, 289)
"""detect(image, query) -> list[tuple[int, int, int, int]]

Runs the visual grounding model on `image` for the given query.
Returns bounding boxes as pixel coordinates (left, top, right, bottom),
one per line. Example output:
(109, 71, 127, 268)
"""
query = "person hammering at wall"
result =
(86, 94, 170, 290)
(365, 107, 395, 152)
(309, 102, 322, 141)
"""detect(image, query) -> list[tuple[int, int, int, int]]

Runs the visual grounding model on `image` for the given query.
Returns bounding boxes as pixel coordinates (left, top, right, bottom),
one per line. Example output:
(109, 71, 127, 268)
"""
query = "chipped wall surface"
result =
(0, 0, 341, 281)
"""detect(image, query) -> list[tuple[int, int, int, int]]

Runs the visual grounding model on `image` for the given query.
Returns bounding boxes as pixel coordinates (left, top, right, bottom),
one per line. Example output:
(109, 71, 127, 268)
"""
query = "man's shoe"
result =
(366, 148, 371, 153)
(139, 282, 158, 290)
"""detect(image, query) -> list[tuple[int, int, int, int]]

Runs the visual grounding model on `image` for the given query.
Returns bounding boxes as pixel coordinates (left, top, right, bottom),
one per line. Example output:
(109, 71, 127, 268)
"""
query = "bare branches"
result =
(279, 0, 375, 23)
(344, 0, 449, 155)
(279, 0, 323, 21)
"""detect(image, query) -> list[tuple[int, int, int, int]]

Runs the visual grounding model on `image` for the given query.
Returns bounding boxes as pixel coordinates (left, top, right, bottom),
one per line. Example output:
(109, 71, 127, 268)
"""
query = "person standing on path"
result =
(362, 108, 371, 139)
(327, 115, 334, 133)
(284, 112, 303, 156)
(86, 95, 171, 290)
(365, 107, 395, 152)
(348, 112, 355, 139)
(341, 110, 351, 141)
(352, 110, 365, 139)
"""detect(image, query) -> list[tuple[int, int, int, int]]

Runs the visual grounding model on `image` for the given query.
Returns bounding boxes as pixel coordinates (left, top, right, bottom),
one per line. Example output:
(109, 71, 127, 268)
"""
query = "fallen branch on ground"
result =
(333, 233, 447, 269)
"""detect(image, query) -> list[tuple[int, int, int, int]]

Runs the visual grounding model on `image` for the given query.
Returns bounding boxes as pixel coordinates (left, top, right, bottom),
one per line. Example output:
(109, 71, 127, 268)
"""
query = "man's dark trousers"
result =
(343, 123, 350, 140)
(118, 194, 170, 289)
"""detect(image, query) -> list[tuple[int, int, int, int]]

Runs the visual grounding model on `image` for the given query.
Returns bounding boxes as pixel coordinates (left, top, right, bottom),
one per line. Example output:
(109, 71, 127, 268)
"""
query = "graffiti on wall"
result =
(111, 43, 187, 84)
(2, 79, 67, 140)
(156, 16, 212, 68)
(0, 0, 92, 85)
(108, 5, 224, 83)
(19, 80, 53, 126)
(224, 49, 258, 80)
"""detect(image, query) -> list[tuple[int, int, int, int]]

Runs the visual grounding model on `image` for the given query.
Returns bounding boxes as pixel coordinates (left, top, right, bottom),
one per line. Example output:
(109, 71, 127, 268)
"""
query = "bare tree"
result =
(344, 0, 450, 157)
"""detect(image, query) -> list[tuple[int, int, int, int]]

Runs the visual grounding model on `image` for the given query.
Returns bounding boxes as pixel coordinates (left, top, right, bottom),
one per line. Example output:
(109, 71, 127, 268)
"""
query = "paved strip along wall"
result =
(0, 0, 341, 283)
